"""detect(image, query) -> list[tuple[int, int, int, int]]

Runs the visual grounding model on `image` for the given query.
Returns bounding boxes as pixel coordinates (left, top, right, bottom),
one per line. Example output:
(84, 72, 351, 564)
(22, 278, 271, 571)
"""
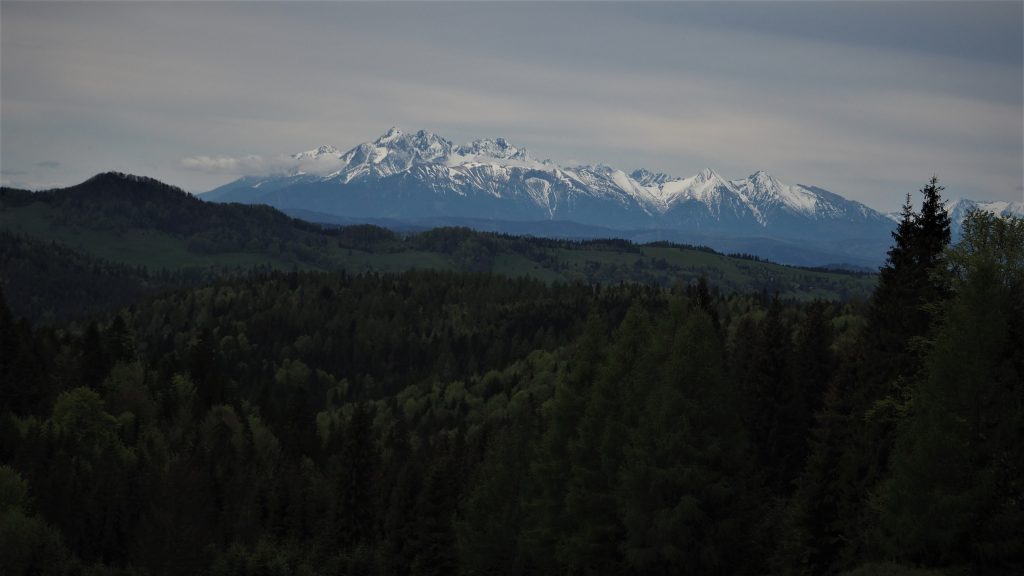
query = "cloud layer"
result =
(180, 153, 346, 178)
(2, 2, 1021, 210)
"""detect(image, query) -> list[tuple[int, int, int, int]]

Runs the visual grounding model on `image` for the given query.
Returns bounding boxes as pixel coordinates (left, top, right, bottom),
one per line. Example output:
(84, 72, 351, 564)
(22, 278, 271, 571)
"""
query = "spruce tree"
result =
(789, 178, 954, 571)
(878, 211, 1024, 569)
(868, 192, 921, 378)
(915, 176, 952, 274)
(869, 178, 951, 363)
(864, 177, 954, 419)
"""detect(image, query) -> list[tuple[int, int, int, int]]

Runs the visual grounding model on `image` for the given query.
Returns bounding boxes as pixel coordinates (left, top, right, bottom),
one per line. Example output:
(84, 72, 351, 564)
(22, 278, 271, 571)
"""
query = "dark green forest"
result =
(1, 173, 877, 318)
(1, 177, 1022, 575)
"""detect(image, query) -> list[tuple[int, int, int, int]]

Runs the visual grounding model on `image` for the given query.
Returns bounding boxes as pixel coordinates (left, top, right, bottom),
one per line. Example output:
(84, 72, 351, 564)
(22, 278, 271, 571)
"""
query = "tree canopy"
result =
(2, 178, 1021, 576)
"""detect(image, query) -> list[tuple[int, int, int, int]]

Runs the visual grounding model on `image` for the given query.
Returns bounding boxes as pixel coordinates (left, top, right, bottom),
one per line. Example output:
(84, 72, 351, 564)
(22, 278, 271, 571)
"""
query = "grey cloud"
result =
(181, 153, 346, 177)
(180, 155, 269, 175)
(33, 161, 60, 169)
(2, 1, 1021, 210)
(0, 169, 27, 176)
(627, 2, 1022, 69)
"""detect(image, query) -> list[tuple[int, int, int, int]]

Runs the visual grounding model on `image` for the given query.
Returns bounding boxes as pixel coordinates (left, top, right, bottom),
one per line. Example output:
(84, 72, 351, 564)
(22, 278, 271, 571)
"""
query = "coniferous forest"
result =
(2, 179, 1023, 575)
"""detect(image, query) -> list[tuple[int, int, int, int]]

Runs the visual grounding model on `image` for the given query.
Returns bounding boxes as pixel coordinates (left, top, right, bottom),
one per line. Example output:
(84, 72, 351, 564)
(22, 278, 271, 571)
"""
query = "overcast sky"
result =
(2, 1, 1021, 212)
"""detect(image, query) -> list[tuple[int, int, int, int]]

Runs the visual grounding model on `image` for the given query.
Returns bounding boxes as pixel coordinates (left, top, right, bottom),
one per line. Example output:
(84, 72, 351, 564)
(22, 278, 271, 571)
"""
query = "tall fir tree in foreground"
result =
(786, 178, 954, 573)
(869, 177, 951, 387)
(915, 176, 953, 276)
(878, 210, 1024, 570)
(863, 176, 952, 434)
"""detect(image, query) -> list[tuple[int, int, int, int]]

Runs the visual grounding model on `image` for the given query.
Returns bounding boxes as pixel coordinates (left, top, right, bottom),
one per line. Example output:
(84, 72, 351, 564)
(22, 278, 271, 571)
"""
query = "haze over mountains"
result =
(202, 129, 1020, 267)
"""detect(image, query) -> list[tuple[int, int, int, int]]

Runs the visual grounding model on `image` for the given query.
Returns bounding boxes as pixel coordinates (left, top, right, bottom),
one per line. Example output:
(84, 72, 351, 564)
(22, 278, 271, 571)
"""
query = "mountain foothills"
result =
(203, 128, 1023, 267)
(0, 173, 877, 323)
(2, 168, 1023, 576)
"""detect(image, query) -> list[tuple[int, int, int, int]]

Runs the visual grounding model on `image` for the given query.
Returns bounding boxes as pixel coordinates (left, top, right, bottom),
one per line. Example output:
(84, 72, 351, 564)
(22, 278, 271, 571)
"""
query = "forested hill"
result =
(1, 172, 332, 268)
(1, 173, 875, 322)
(0, 231, 164, 323)
(1, 170, 1023, 576)
(2, 204, 1022, 576)
(2, 172, 324, 239)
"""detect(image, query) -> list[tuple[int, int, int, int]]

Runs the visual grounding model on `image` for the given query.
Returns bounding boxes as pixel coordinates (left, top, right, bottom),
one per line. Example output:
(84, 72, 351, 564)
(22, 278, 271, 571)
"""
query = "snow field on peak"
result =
(248, 128, 894, 228)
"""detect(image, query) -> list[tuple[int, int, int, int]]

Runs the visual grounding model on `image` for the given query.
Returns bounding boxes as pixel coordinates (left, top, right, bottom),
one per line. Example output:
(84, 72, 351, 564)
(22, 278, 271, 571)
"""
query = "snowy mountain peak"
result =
(748, 170, 781, 191)
(946, 198, 1024, 222)
(457, 137, 531, 162)
(324, 128, 453, 182)
(377, 127, 403, 143)
(414, 130, 453, 152)
(641, 168, 738, 211)
(201, 127, 930, 266)
(293, 145, 341, 160)
(935, 198, 1024, 238)
(729, 170, 829, 218)
(736, 171, 783, 201)
(208, 128, 897, 250)
(360, 129, 453, 166)
(695, 168, 720, 182)
(630, 169, 673, 187)
(378, 129, 452, 153)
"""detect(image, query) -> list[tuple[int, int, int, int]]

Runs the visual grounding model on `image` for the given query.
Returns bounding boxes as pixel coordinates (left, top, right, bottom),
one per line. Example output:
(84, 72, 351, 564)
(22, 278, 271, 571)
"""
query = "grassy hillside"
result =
(1, 173, 877, 305)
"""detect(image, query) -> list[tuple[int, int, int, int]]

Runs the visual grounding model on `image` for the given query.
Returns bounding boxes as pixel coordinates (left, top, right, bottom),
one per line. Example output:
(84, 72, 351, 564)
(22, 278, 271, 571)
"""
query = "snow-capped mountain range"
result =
(944, 199, 1024, 238)
(203, 128, 1020, 266)
(884, 198, 1024, 241)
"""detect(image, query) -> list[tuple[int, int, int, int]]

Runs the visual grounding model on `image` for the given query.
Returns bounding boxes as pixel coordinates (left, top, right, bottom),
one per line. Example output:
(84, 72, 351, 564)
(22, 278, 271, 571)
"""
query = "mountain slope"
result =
(945, 198, 1024, 238)
(0, 230, 165, 323)
(203, 128, 896, 254)
(1, 173, 878, 302)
